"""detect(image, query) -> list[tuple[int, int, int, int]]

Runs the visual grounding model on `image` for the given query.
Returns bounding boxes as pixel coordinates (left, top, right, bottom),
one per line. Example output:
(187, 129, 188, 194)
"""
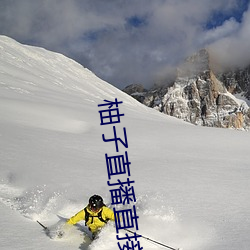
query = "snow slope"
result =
(0, 35, 250, 250)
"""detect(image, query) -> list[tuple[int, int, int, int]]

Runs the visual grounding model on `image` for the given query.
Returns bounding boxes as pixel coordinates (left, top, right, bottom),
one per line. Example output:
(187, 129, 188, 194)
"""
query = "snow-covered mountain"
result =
(124, 49, 250, 130)
(1, 36, 250, 250)
(217, 65, 250, 100)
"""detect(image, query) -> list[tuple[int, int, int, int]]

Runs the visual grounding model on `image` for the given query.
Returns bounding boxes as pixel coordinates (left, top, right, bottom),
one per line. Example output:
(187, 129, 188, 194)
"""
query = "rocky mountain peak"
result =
(177, 48, 210, 78)
(123, 49, 250, 130)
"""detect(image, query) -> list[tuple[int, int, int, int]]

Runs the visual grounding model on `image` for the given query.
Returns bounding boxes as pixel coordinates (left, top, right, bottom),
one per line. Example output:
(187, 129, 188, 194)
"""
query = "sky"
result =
(0, 0, 249, 89)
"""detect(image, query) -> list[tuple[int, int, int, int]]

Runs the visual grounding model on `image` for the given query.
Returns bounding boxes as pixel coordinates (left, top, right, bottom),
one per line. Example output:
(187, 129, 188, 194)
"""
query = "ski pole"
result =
(124, 229, 181, 250)
(37, 220, 48, 231)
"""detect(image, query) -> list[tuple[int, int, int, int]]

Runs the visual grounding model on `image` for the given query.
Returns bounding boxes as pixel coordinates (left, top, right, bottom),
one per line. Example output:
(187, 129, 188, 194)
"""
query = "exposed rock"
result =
(217, 66, 250, 99)
(123, 84, 147, 103)
(123, 49, 250, 130)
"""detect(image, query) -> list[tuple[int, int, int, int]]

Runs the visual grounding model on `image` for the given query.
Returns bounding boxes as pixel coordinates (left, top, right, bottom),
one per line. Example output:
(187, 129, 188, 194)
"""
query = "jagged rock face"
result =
(162, 73, 249, 128)
(218, 66, 250, 99)
(123, 84, 147, 103)
(123, 49, 250, 130)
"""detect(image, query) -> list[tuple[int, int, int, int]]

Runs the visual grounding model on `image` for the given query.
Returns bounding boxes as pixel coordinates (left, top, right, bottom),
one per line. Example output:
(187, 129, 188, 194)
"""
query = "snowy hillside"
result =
(0, 36, 250, 250)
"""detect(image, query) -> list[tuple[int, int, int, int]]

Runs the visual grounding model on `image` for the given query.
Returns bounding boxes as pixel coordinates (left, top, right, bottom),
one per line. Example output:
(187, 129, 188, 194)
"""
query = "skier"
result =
(66, 194, 115, 239)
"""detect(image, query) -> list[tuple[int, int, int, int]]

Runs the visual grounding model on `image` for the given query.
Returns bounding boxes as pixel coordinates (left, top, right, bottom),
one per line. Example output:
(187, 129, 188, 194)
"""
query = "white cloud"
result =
(209, 5, 250, 68)
(200, 18, 240, 45)
(0, 0, 249, 88)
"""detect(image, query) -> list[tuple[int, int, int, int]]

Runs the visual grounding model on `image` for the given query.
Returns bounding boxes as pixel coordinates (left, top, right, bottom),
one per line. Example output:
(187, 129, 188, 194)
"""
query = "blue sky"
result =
(0, 0, 249, 89)
(206, 0, 249, 28)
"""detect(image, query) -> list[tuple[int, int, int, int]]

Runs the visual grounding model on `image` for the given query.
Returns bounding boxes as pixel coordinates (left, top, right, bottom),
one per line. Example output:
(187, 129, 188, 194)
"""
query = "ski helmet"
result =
(89, 195, 104, 210)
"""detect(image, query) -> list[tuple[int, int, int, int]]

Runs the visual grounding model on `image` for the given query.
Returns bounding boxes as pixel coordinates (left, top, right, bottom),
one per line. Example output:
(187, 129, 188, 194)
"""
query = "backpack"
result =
(84, 206, 109, 226)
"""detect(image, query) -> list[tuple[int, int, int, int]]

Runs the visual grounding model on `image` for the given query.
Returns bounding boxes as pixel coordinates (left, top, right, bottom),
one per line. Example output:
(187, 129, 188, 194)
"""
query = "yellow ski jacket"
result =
(67, 206, 115, 233)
